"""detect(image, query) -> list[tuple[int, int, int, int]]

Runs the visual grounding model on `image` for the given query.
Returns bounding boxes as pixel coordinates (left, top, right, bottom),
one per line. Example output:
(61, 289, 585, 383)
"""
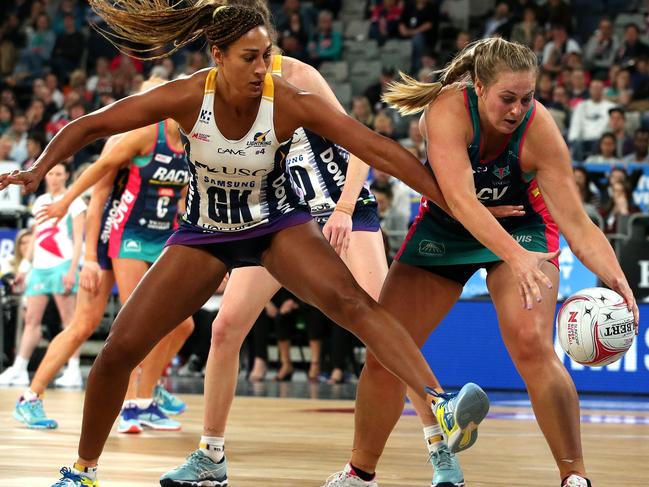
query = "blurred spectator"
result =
(86, 57, 111, 92)
(66, 69, 93, 107)
(7, 112, 29, 165)
(547, 84, 570, 133)
(537, 0, 572, 33)
(585, 132, 620, 163)
(183, 51, 210, 76)
(399, 0, 439, 73)
(607, 107, 634, 157)
(278, 12, 309, 61)
(600, 180, 641, 234)
(532, 32, 547, 64)
(15, 13, 55, 81)
(0, 136, 13, 161)
(313, 0, 341, 19)
(25, 97, 47, 135)
(364, 66, 396, 111)
(483, 2, 514, 39)
(0, 13, 25, 76)
(441, 30, 471, 66)
(369, 0, 403, 46)
(0, 103, 13, 135)
(350, 95, 374, 128)
(371, 168, 411, 226)
(535, 71, 554, 106)
(373, 110, 396, 139)
(511, 7, 543, 48)
(0, 228, 33, 295)
(307, 10, 342, 66)
(45, 72, 64, 109)
(370, 182, 409, 259)
(542, 24, 581, 74)
(399, 119, 425, 157)
(51, 0, 83, 35)
(22, 132, 43, 170)
(573, 166, 601, 218)
(584, 17, 619, 78)
(605, 67, 633, 105)
(622, 128, 649, 165)
(275, 0, 315, 41)
(568, 79, 616, 160)
(614, 23, 649, 66)
(567, 68, 589, 107)
(51, 14, 85, 82)
(629, 56, 649, 105)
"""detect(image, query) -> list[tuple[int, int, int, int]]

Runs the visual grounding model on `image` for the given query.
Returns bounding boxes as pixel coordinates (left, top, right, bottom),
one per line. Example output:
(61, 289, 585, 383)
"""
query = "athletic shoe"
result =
(138, 402, 181, 431)
(51, 467, 97, 486)
(562, 475, 592, 487)
(321, 464, 379, 487)
(54, 367, 83, 388)
(177, 354, 204, 378)
(117, 404, 143, 434)
(430, 445, 464, 487)
(160, 449, 228, 486)
(154, 384, 186, 416)
(0, 366, 29, 386)
(428, 383, 489, 453)
(13, 397, 58, 429)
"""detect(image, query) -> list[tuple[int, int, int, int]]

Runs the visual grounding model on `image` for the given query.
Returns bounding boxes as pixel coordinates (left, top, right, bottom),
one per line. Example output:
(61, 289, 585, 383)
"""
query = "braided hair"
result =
(88, 0, 266, 60)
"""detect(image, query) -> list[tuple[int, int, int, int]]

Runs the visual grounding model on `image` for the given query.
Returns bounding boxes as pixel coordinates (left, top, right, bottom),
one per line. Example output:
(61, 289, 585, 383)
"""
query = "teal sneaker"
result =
(154, 384, 186, 416)
(160, 449, 228, 486)
(51, 467, 98, 486)
(117, 404, 143, 434)
(430, 445, 465, 487)
(427, 383, 489, 453)
(138, 402, 181, 431)
(13, 397, 58, 429)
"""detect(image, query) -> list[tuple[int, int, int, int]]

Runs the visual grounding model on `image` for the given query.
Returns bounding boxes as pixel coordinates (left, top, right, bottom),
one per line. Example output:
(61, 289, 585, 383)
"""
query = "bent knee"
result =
(210, 314, 251, 348)
(509, 326, 554, 365)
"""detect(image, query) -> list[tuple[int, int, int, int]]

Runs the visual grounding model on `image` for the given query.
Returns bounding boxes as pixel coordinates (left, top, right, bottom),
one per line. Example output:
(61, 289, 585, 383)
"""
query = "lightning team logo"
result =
(247, 130, 272, 148)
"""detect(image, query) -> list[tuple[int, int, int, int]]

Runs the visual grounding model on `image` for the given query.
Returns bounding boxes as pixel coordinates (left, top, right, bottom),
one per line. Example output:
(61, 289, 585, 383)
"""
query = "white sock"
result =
(122, 400, 138, 409)
(67, 357, 80, 371)
(13, 356, 29, 371)
(22, 388, 38, 401)
(73, 462, 98, 481)
(199, 435, 225, 463)
(135, 398, 153, 409)
(423, 424, 444, 453)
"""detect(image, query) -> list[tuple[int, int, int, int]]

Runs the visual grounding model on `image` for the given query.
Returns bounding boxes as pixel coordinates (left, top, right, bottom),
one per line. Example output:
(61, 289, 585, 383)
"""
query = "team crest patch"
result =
(154, 153, 173, 164)
(493, 165, 510, 180)
(123, 239, 142, 252)
(247, 130, 272, 147)
(418, 239, 445, 257)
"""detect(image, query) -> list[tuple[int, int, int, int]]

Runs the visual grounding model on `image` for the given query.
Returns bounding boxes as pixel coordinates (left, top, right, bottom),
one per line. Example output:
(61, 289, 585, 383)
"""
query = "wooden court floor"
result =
(0, 389, 647, 486)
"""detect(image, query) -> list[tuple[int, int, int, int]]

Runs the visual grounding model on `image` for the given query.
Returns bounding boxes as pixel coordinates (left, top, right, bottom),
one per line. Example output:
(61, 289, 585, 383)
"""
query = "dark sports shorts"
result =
(166, 210, 312, 271)
(97, 235, 112, 271)
(313, 201, 380, 232)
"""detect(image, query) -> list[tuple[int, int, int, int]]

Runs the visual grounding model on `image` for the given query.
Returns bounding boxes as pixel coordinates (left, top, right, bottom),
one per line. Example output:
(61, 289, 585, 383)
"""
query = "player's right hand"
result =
(487, 205, 525, 218)
(506, 249, 560, 310)
(79, 260, 101, 294)
(0, 168, 42, 193)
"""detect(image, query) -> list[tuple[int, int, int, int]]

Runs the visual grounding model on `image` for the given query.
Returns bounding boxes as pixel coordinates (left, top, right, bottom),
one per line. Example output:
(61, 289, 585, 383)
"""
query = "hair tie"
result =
(213, 5, 228, 19)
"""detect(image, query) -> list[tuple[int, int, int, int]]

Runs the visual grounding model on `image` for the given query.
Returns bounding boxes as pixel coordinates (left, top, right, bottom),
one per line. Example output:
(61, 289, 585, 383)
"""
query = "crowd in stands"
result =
(0, 0, 648, 380)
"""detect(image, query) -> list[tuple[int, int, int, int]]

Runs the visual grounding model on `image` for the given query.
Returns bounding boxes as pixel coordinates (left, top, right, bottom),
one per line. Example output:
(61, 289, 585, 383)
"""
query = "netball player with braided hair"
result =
(322, 38, 639, 487)
(0, 4, 556, 485)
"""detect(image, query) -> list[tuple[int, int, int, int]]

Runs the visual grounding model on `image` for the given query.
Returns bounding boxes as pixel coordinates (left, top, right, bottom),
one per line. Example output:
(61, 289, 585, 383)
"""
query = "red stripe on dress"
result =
(394, 197, 427, 261)
(109, 165, 142, 258)
(526, 179, 560, 268)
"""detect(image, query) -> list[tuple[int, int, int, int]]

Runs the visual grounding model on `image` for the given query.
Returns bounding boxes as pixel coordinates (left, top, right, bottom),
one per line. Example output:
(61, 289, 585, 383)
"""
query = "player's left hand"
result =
(0, 168, 42, 193)
(62, 270, 76, 295)
(488, 205, 526, 218)
(323, 209, 352, 256)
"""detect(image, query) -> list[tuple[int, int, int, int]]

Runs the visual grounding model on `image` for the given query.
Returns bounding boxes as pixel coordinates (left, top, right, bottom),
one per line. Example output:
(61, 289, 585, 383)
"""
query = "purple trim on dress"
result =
(165, 210, 312, 247)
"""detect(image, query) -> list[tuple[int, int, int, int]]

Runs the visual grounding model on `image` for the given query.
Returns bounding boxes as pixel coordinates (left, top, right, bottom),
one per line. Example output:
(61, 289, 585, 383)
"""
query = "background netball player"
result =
(323, 38, 639, 487)
(0, 163, 85, 390)
(40, 113, 194, 433)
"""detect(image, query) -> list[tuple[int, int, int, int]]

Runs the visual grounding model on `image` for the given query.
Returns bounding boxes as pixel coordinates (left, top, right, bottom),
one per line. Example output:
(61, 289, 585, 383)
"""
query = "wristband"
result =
(334, 201, 355, 216)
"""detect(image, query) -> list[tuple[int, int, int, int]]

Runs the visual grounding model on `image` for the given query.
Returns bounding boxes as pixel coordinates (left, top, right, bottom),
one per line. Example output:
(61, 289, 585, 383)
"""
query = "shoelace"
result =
(53, 467, 83, 486)
(425, 386, 455, 402)
(428, 449, 454, 471)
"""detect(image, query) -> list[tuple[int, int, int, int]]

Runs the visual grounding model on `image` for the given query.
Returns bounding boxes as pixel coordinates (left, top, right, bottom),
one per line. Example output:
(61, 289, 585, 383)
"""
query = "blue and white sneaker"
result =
(13, 397, 58, 429)
(427, 383, 489, 453)
(51, 467, 97, 486)
(430, 445, 465, 487)
(154, 384, 186, 416)
(118, 404, 143, 434)
(138, 402, 181, 431)
(160, 449, 228, 486)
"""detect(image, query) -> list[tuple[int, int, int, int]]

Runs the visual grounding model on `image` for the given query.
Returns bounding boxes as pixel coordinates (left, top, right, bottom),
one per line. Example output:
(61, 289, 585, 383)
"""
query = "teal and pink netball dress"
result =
(396, 85, 560, 284)
(108, 120, 190, 263)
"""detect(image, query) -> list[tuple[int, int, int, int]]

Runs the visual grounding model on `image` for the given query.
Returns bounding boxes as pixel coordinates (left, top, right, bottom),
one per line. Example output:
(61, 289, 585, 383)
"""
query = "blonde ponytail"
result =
(384, 37, 538, 115)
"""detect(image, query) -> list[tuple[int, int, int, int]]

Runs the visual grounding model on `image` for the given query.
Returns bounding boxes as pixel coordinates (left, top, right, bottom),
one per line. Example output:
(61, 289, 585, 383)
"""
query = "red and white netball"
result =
(556, 287, 635, 367)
